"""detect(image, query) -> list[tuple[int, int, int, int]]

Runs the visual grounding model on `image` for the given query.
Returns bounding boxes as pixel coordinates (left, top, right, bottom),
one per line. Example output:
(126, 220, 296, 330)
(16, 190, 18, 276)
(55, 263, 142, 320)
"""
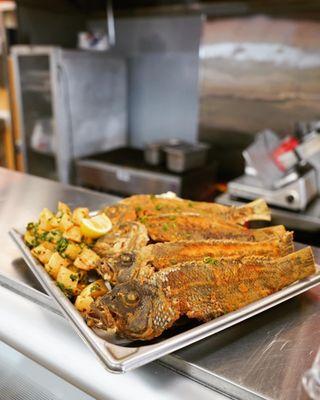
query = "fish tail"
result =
(280, 231, 295, 255)
(239, 198, 271, 222)
(279, 247, 316, 278)
(252, 225, 287, 241)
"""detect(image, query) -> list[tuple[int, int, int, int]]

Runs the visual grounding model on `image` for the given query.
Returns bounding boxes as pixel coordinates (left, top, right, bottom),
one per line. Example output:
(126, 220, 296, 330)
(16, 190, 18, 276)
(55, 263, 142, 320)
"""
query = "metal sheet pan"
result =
(10, 228, 320, 373)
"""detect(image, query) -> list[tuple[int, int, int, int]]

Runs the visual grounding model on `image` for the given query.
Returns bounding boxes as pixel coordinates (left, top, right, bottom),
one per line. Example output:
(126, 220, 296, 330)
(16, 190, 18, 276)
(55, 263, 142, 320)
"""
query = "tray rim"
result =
(9, 228, 320, 373)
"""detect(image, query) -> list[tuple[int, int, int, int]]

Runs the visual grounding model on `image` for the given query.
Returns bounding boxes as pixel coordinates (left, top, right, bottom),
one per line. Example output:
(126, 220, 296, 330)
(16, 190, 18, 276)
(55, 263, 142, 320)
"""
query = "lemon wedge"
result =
(80, 214, 112, 239)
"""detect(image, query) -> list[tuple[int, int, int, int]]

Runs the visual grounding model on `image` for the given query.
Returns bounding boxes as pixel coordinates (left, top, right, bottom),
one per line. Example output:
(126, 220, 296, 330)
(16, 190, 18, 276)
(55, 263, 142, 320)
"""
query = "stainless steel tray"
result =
(10, 228, 320, 373)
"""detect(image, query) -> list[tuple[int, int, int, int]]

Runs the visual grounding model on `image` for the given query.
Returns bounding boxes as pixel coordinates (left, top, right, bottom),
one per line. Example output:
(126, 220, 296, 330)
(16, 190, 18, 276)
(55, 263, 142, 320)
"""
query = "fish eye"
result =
(121, 254, 132, 262)
(123, 291, 140, 306)
(118, 253, 135, 268)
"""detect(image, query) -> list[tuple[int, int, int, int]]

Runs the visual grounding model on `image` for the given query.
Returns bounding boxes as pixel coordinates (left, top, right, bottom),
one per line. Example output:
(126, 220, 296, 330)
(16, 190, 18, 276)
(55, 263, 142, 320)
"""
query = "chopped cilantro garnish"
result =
(204, 257, 218, 265)
(70, 273, 78, 282)
(135, 206, 142, 212)
(27, 222, 35, 231)
(39, 232, 48, 241)
(162, 223, 169, 232)
(139, 216, 148, 224)
(56, 237, 69, 253)
(90, 284, 99, 293)
(56, 282, 74, 298)
(155, 204, 162, 211)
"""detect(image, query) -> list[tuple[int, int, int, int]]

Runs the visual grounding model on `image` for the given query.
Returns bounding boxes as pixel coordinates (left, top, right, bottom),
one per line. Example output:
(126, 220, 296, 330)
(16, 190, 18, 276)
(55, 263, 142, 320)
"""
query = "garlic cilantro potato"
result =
(24, 202, 112, 314)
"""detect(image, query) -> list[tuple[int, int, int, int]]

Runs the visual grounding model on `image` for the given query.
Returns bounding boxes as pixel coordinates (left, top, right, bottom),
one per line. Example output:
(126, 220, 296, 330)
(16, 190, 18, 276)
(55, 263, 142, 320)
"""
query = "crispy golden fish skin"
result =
(97, 247, 315, 340)
(121, 195, 270, 225)
(141, 213, 284, 242)
(99, 232, 294, 285)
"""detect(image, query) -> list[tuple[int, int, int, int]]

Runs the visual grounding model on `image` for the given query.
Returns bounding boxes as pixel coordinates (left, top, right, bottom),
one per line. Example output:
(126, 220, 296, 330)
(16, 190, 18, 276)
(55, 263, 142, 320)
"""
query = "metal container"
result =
(144, 139, 182, 166)
(10, 228, 320, 373)
(164, 142, 209, 173)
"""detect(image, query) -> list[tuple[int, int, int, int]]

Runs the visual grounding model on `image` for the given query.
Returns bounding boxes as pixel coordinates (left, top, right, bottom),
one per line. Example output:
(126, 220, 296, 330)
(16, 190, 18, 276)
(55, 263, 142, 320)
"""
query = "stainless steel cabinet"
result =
(10, 46, 127, 183)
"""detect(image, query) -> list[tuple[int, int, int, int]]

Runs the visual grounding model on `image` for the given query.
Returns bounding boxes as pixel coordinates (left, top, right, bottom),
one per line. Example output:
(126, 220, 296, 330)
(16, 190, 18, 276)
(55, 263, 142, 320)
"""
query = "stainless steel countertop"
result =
(0, 168, 319, 399)
(0, 168, 224, 400)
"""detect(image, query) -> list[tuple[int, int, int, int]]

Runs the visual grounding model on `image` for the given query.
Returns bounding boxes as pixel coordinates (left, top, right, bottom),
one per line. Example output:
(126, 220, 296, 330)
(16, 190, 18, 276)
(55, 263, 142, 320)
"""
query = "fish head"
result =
(99, 252, 137, 284)
(98, 280, 177, 340)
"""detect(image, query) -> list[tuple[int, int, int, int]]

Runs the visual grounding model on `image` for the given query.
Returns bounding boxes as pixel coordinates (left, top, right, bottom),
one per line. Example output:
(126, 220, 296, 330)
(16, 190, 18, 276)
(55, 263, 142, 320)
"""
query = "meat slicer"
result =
(221, 126, 320, 232)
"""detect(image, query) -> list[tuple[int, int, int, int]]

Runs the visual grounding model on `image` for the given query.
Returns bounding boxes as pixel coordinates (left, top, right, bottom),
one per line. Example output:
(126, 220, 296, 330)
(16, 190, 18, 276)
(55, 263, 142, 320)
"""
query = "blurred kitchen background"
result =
(1, 0, 320, 243)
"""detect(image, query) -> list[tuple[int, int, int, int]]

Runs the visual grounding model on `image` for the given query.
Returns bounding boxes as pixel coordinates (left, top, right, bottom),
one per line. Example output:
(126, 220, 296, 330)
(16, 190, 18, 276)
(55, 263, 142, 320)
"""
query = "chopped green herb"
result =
(203, 257, 218, 265)
(56, 282, 74, 298)
(39, 232, 48, 241)
(27, 222, 35, 231)
(139, 216, 148, 224)
(162, 223, 169, 232)
(31, 239, 40, 247)
(56, 237, 69, 253)
(155, 204, 163, 211)
(90, 284, 100, 293)
(70, 273, 78, 282)
(135, 206, 142, 213)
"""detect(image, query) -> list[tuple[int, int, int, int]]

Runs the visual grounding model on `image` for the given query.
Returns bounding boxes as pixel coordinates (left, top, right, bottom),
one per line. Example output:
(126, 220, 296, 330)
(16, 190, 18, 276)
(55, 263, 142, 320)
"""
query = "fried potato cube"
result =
(39, 208, 55, 231)
(58, 201, 71, 215)
(64, 243, 82, 260)
(75, 280, 108, 314)
(31, 244, 53, 264)
(56, 266, 79, 296)
(72, 207, 89, 226)
(75, 295, 93, 315)
(74, 248, 100, 271)
(46, 230, 62, 244)
(59, 213, 73, 231)
(42, 241, 56, 251)
(63, 226, 82, 243)
(24, 230, 36, 247)
(81, 279, 108, 299)
(45, 252, 70, 279)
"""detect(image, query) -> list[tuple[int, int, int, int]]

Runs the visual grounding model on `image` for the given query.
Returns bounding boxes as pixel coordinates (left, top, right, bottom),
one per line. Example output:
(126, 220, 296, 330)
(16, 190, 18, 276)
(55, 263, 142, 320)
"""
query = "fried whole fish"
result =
(95, 247, 315, 340)
(121, 195, 270, 225)
(141, 213, 285, 242)
(93, 221, 148, 259)
(99, 232, 294, 284)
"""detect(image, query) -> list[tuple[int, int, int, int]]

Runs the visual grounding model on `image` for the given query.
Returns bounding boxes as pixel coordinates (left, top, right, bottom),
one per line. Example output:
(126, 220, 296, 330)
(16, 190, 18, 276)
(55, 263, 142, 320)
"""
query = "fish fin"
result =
(240, 198, 271, 222)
